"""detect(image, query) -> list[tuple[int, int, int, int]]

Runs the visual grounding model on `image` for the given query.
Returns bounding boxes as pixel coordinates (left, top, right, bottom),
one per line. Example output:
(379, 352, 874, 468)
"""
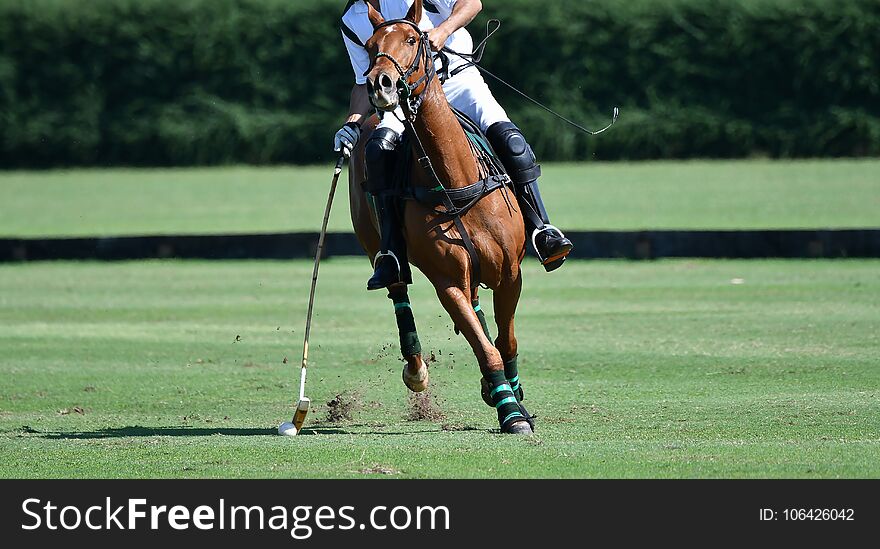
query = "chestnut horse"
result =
(348, 0, 532, 434)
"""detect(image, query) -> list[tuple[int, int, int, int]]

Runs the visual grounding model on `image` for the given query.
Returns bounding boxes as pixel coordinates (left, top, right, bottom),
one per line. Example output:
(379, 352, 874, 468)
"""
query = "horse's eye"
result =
(407, 37, 417, 45)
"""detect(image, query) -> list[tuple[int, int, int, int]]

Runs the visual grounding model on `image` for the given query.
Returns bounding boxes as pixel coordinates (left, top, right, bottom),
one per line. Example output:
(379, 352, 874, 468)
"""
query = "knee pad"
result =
(364, 127, 401, 194)
(486, 121, 541, 185)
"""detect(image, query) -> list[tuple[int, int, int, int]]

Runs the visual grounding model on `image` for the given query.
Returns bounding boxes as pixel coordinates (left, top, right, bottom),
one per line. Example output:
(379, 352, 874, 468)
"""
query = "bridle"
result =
(365, 19, 437, 119)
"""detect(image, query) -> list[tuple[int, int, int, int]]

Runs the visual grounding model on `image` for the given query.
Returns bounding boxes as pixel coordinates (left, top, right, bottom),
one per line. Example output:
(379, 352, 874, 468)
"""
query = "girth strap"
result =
(408, 174, 507, 214)
(404, 129, 483, 293)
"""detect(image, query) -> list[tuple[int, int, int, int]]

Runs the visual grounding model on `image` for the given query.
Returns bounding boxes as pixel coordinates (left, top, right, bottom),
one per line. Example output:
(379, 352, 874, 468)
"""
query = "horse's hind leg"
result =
(388, 285, 428, 392)
(434, 282, 532, 434)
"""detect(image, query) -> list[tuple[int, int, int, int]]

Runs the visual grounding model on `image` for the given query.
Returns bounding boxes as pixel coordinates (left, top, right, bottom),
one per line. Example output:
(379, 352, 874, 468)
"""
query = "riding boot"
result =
(487, 121, 573, 272)
(364, 127, 410, 290)
(368, 193, 411, 290)
(520, 181, 573, 271)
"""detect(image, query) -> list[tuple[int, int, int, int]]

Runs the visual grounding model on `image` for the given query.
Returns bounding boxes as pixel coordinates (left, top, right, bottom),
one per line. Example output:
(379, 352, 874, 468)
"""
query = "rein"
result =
(441, 20, 620, 136)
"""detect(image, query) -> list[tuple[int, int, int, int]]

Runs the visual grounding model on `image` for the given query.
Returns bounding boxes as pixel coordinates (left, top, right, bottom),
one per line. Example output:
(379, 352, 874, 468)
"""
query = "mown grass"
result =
(0, 258, 877, 478)
(0, 159, 877, 237)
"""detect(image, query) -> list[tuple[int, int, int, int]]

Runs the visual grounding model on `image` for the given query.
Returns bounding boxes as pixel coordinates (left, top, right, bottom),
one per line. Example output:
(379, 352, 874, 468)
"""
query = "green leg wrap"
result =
(485, 370, 524, 429)
(389, 290, 421, 357)
(472, 299, 491, 340)
(503, 355, 524, 401)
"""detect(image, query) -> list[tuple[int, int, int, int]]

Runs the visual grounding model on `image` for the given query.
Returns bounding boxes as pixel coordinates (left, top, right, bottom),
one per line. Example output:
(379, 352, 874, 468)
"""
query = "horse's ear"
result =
(366, 1, 385, 28)
(405, 0, 423, 25)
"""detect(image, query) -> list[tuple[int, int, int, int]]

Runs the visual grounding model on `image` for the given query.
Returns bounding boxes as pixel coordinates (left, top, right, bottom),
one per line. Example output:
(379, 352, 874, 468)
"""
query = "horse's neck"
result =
(408, 80, 480, 189)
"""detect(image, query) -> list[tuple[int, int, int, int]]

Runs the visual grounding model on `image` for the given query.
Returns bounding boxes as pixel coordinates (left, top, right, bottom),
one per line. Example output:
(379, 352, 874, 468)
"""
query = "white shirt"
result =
(341, 0, 476, 85)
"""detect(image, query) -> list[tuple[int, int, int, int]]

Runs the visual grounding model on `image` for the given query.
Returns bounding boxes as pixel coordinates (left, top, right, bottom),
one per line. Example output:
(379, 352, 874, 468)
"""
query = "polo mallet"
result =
(279, 154, 346, 436)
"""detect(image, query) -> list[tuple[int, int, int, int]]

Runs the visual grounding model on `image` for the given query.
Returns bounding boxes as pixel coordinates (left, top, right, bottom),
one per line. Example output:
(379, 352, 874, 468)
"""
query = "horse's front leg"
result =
(433, 281, 532, 435)
(387, 285, 429, 392)
(493, 270, 523, 397)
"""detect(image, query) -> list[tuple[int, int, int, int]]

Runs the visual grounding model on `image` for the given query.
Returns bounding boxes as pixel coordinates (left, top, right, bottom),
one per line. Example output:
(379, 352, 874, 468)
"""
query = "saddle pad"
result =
(452, 107, 500, 164)
(389, 106, 505, 193)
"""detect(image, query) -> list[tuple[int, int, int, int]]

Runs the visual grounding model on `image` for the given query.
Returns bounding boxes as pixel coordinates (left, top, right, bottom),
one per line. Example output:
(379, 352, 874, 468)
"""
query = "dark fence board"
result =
(2, 230, 879, 262)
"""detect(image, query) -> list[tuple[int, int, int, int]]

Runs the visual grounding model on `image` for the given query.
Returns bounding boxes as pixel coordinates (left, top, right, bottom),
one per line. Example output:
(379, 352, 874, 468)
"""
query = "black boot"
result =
(521, 182, 573, 272)
(367, 193, 408, 290)
(487, 121, 573, 272)
(364, 128, 410, 290)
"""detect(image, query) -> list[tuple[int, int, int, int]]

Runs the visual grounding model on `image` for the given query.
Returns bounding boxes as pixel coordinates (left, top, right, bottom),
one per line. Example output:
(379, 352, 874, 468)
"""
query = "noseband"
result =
(366, 19, 437, 118)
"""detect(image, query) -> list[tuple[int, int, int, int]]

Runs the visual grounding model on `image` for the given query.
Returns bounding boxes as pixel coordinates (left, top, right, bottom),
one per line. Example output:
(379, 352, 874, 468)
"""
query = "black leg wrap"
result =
(473, 299, 491, 341)
(389, 289, 421, 357)
(504, 355, 524, 401)
(485, 370, 529, 432)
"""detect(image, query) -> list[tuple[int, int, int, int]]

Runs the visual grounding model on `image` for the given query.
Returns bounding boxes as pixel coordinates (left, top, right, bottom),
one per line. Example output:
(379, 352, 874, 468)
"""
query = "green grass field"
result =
(1, 258, 878, 478)
(1, 159, 878, 237)
(1, 158, 878, 478)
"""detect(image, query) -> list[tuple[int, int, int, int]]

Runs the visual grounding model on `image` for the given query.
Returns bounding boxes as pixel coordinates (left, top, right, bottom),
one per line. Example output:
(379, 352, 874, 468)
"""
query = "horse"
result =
(348, 0, 533, 434)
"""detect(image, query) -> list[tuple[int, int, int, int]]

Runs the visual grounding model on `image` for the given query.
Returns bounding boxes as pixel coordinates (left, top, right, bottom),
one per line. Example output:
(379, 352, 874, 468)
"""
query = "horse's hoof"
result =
(502, 420, 534, 435)
(518, 402, 536, 431)
(479, 377, 494, 407)
(402, 360, 429, 393)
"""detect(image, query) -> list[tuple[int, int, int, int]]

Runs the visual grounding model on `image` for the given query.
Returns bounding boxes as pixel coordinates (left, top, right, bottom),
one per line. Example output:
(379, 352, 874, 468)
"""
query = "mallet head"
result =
(292, 397, 311, 431)
(277, 398, 310, 437)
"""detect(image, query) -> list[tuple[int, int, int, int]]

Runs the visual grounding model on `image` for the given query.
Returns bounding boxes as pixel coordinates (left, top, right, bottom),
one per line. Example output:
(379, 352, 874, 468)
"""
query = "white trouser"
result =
(376, 67, 510, 135)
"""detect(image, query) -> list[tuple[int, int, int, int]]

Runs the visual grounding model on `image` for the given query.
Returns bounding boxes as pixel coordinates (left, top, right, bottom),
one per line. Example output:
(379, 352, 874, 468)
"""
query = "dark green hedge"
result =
(0, 0, 877, 167)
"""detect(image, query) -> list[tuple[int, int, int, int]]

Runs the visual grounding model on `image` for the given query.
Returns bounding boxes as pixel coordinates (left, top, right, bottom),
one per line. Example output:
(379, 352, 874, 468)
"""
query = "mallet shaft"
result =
(299, 156, 345, 397)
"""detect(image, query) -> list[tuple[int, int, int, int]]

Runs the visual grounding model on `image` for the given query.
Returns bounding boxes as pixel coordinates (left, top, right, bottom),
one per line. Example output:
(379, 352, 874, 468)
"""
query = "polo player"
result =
(334, 0, 573, 290)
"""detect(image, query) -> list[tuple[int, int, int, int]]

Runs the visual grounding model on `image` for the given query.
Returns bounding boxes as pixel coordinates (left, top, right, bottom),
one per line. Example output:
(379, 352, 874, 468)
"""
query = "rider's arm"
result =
(345, 84, 373, 127)
(427, 0, 483, 51)
(340, 22, 373, 127)
(336, 23, 373, 152)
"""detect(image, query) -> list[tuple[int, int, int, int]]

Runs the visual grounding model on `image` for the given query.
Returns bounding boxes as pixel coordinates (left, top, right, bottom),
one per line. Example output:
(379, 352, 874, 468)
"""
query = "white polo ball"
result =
(278, 422, 298, 436)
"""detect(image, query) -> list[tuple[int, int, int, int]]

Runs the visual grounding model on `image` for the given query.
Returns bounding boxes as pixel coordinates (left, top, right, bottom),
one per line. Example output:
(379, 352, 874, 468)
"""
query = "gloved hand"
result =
(333, 121, 361, 157)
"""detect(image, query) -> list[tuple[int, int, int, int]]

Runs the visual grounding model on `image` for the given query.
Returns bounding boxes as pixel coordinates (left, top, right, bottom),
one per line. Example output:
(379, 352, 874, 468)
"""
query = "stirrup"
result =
(372, 250, 402, 272)
(368, 250, 403, 290)
(531, 224, 568, 263)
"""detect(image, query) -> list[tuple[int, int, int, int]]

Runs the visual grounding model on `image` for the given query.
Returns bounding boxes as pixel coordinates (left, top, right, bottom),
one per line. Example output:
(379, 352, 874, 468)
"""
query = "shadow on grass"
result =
(35, 425, 349, 439)
(27, 424, 453, 439)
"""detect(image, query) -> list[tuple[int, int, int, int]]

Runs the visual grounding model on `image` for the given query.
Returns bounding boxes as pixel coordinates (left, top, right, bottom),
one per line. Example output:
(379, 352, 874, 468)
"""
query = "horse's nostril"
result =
(379, 74, 393, 91)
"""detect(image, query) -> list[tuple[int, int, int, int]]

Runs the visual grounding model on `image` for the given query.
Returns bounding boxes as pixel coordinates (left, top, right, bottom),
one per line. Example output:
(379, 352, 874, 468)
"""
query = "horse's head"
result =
(363, 0, 432, 112)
